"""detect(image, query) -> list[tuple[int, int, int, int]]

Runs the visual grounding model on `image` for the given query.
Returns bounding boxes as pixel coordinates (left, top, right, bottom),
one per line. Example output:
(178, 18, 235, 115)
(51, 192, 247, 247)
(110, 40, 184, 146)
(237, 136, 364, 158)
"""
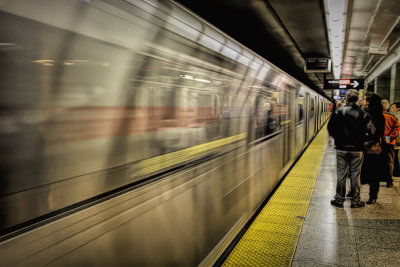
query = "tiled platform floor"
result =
(292, 137, 400, 267)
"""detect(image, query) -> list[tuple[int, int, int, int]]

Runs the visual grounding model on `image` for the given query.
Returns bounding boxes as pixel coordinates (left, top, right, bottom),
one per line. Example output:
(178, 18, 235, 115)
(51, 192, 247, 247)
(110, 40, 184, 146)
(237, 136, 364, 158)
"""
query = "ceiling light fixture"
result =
(324, 0, 347, 79)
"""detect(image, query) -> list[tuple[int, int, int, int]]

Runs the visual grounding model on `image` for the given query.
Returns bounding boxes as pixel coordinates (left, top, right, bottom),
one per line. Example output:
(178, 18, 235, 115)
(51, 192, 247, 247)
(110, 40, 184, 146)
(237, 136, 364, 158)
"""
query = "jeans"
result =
(335, 150, 364, 204)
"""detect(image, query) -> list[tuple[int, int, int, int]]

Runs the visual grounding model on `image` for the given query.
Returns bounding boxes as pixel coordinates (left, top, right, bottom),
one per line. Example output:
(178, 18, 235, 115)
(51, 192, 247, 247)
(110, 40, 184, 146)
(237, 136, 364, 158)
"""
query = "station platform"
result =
(221, 125, 400, 266)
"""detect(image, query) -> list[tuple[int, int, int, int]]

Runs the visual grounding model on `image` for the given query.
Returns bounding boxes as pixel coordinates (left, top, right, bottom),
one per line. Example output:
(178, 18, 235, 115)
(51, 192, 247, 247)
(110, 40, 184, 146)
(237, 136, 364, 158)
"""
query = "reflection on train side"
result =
(0, 0, 331, 265)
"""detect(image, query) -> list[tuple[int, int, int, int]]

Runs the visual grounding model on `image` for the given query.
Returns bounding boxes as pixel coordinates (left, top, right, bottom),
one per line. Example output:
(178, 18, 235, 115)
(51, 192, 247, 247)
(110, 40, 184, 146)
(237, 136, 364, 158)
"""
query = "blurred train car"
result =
(0, 0, 331, 265)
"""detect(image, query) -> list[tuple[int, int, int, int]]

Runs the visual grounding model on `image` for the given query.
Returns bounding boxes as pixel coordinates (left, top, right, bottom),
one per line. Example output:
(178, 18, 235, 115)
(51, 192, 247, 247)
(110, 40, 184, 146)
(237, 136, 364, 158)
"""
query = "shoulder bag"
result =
(364, 139, 382, 154)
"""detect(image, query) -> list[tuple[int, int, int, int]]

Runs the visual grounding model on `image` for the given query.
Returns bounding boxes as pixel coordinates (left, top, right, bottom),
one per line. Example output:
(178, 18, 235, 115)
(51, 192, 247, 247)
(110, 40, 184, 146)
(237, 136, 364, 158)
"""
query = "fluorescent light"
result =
(194, 78, 211, 83)
(32, 59, 55, 66)
(328, 0, 345, 20)
(180, 74, 194, 80)
(330, 19, 344, 36)
(180, 74, 211, 84)
(325, 0, 347, 79)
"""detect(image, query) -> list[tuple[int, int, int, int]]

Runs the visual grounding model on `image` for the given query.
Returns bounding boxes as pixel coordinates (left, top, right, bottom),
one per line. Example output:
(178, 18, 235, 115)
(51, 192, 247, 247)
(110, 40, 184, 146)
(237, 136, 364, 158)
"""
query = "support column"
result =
(390, 63, 400, 103)
(367, 83, 374, 92)
(374, 76, 390, 100)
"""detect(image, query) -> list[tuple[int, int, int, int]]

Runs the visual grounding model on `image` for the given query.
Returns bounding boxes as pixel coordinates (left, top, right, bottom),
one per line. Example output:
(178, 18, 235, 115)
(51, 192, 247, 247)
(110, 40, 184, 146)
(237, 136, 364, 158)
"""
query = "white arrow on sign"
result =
(351, 80, 359, 88)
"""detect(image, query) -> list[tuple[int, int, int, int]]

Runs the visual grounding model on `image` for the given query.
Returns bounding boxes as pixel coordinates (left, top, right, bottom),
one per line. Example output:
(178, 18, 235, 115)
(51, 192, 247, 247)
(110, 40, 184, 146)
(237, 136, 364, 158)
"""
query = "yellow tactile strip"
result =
(223, 125, 328, 266)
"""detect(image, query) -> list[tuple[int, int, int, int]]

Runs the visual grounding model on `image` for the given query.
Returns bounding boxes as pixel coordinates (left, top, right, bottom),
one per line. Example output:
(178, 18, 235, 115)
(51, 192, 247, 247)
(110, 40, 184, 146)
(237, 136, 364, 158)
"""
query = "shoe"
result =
(387, 182, 393, 188)
(330, 199, 344, 208)
(366, 198, 376, 204)
(351, 202, 365, 208)
(346, 192, 352, 198)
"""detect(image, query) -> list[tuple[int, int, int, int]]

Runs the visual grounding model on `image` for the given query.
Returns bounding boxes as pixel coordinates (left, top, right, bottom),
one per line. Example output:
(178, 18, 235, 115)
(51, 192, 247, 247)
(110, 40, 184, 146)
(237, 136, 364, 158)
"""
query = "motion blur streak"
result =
(0, 0, 331, 265)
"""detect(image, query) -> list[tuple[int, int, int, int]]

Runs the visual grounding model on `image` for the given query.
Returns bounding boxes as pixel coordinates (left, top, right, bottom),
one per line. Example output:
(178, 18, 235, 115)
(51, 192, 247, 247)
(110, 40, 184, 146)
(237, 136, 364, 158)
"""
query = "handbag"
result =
(364, 140, 382, 154)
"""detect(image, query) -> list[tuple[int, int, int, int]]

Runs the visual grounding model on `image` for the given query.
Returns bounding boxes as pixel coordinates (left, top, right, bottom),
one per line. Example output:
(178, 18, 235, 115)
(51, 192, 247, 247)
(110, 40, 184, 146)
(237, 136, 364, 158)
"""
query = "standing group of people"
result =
(328, 89, 399, 208)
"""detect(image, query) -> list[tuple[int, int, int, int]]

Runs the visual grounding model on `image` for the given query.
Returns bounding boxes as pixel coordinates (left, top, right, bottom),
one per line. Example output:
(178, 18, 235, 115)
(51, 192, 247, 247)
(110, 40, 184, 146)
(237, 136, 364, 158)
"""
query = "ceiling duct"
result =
(365, 38, 400, 84)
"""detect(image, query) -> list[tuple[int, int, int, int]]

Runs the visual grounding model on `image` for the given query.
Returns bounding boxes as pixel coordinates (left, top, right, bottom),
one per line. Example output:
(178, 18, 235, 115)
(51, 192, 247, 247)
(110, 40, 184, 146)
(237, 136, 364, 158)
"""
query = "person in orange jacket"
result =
(390, 102, 400, 177)
(382, 99, 400, 188)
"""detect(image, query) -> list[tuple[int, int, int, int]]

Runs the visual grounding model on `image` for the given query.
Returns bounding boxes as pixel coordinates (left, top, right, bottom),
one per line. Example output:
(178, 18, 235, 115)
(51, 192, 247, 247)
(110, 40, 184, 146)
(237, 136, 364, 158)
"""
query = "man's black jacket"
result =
(328, 103, 374, 151)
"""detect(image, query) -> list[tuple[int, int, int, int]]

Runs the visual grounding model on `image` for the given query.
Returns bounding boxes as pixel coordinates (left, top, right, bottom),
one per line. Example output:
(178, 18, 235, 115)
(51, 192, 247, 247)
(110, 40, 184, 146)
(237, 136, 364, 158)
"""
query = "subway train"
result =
(0, 0, 331, 265)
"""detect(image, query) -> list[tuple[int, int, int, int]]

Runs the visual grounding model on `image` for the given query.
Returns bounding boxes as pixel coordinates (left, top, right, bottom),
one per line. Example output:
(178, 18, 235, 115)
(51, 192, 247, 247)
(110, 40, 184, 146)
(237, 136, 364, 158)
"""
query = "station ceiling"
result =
(175, 0, 400, 98)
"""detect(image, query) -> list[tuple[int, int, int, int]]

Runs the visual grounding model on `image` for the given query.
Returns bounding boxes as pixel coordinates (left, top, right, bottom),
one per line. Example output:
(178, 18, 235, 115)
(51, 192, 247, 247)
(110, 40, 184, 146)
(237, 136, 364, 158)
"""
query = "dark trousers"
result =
(335, 150, 363, 204)
(393, 148, 400, 176)
(369, 179, 380, 199)
(387, 145, 395, 182)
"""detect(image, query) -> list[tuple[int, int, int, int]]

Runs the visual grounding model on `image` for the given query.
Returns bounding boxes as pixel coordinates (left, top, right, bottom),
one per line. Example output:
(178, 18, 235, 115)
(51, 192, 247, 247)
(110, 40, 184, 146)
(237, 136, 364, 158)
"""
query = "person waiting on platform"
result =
(390, 102, 400, 119)
(382, 99, 390, 112)
(390, 102, 400, 177)
(328, 89, 374, 208)
(360, 93, 385, 204)
(381, 99, 400, 188)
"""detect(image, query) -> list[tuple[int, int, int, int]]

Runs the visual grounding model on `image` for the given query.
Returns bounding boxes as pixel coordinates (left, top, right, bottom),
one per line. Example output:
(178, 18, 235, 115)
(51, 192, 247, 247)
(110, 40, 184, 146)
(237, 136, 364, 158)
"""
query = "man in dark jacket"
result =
(328, 89, 374, 208)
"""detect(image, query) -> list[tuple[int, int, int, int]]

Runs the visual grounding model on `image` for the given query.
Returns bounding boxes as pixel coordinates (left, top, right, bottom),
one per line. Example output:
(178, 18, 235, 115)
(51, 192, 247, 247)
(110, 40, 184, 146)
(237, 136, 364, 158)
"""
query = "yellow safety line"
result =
(137, 132, 247, 176)
(223, 125, 328, 266)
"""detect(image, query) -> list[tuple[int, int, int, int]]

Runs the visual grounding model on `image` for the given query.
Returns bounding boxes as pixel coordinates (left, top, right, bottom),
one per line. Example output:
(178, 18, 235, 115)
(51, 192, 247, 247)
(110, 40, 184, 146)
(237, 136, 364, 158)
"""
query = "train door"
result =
(315, 97, 318, 132)
(304, 93, 310, 144)
(320, 99, 324, 127)
(317, 97, 321, 129)
(319, 101, 321, 126)
(287, 86, 296, 163)
(308, 95, 316, 140)
(281, 87, 291, 167)
(312, 96, 317, 135)
(315, 97, 318, 133)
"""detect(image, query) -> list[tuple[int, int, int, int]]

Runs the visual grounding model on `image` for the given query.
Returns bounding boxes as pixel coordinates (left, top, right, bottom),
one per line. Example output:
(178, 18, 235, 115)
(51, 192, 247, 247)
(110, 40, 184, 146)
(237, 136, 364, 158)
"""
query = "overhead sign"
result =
(304, 58, 331, 73)
(324, 79, 364, 89)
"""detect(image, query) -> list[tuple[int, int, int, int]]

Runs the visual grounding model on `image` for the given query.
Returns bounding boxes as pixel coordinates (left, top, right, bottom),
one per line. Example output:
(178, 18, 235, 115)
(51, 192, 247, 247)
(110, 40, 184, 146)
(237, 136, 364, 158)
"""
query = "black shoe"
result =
(387, 182, 393, 188)
(351, 202, 365, 208)
(346, 192, 352, 198)
(366, 198, 376, 204)
(331, 199, 344, 208)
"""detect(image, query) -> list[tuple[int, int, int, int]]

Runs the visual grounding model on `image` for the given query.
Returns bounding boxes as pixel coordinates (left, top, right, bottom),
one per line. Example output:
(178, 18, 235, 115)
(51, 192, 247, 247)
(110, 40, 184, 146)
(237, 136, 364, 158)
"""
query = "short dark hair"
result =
(346, 89, 359, 103)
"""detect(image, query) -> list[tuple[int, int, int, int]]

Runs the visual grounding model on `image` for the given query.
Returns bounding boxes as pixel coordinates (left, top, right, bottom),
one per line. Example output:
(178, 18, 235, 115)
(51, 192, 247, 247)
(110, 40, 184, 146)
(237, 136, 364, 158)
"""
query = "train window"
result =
(254, 90, 280, 139)
(278, 89, 289, 124)
(296, 94, 304, 123)
(310, 97, 315, 118)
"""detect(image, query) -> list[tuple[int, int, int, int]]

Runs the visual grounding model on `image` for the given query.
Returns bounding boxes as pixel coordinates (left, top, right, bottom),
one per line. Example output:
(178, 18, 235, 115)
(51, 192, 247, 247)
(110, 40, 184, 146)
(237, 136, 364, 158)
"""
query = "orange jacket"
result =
(383, 112, 400, 145)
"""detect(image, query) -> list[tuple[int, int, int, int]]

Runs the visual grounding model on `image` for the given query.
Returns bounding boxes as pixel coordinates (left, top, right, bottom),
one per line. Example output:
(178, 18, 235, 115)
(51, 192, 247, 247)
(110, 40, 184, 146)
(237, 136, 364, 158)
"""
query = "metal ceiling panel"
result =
(344, 0, 400, 80)
(175, 0, 400, 91)
(268, 0, 329, 58)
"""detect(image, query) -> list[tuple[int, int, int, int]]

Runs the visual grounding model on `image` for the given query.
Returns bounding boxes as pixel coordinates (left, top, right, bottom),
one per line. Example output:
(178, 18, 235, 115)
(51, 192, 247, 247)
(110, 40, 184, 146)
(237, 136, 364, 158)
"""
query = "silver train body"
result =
(0, 0, 331, 265)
